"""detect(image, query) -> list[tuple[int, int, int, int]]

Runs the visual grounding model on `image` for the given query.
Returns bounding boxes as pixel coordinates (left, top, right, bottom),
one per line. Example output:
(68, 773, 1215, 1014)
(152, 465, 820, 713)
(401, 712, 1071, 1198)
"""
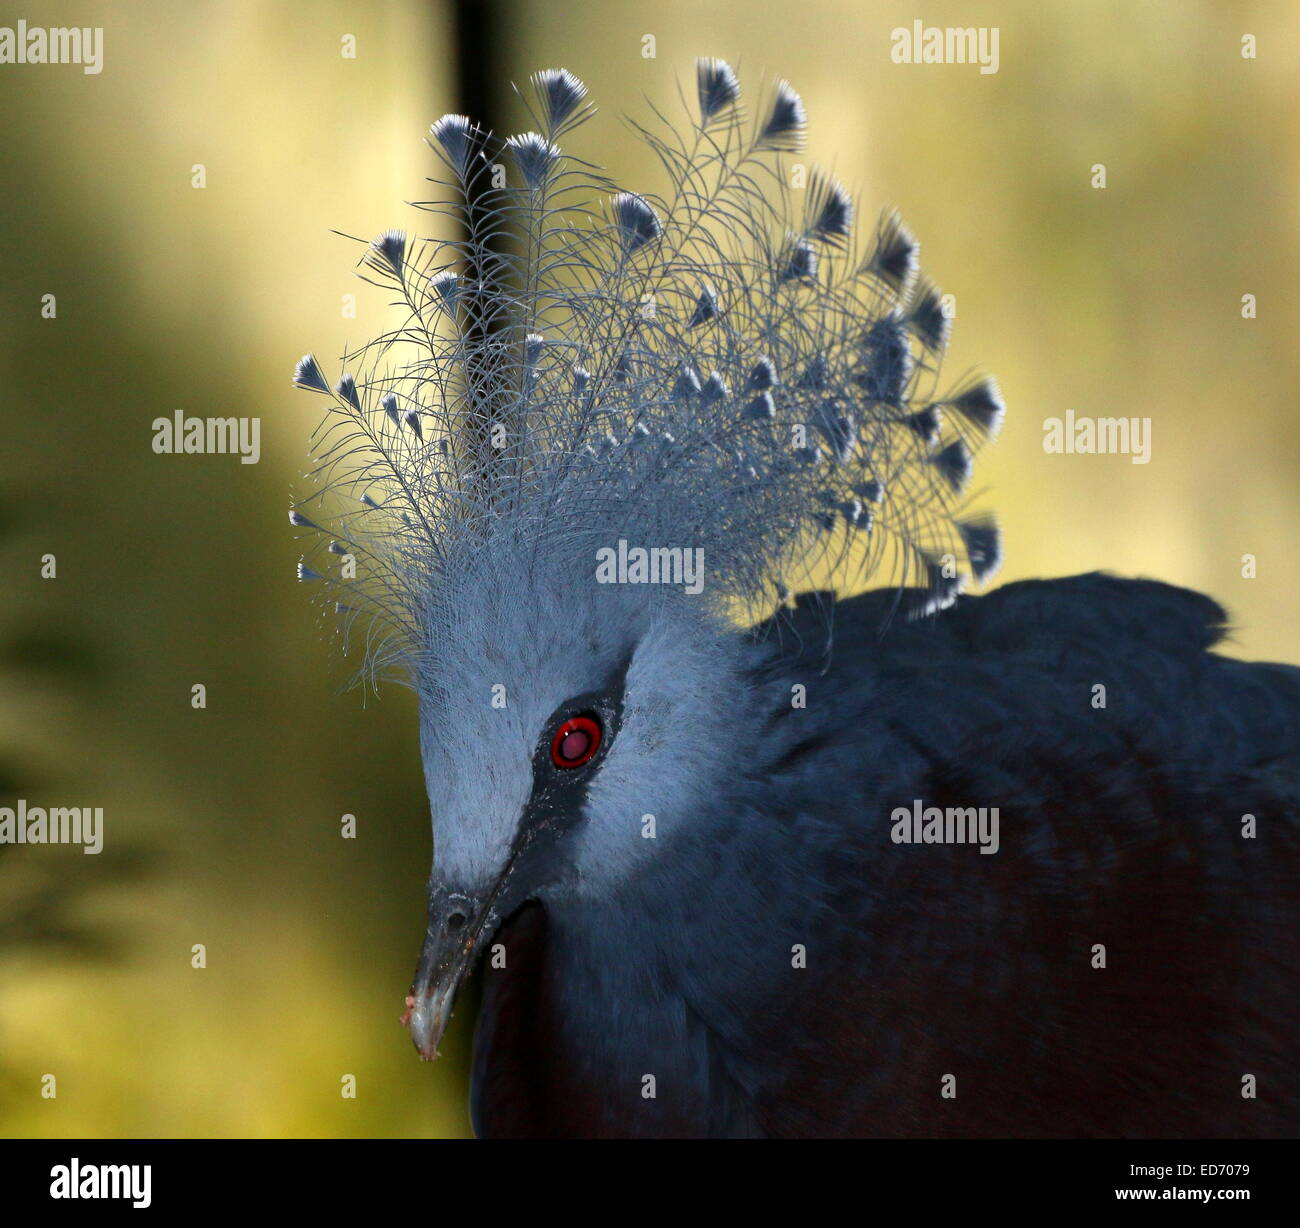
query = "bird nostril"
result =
(446, 911, 466, 933)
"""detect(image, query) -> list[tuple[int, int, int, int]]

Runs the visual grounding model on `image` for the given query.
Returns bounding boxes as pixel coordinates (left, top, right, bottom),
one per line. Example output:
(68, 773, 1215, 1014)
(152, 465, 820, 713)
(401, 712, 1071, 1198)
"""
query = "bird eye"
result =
(550, 713, 602, 769)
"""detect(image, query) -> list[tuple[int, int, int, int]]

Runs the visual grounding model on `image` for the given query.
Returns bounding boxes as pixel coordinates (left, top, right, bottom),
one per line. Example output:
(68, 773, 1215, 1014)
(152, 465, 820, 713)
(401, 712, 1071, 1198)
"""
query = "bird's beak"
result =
(402, 889, 492, 1061)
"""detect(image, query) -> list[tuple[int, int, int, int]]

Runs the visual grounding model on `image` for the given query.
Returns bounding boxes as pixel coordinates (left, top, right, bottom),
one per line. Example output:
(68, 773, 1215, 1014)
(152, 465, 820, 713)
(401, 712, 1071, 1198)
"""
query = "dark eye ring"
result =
(550, 714, 602, 769)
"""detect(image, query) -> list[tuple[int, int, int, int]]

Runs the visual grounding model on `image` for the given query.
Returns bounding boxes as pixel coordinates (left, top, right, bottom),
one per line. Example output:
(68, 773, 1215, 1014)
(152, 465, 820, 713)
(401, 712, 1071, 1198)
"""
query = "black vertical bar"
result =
(452, 0, 506, 139)
(450, 0, 511, 488)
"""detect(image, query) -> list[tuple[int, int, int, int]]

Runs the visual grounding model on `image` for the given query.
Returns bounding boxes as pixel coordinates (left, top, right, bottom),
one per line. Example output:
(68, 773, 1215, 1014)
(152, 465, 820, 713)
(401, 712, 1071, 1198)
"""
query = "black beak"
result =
(400, 888, 483, 1060)
(402, 886, 494, 1061)
(403, 795, 572, 1058)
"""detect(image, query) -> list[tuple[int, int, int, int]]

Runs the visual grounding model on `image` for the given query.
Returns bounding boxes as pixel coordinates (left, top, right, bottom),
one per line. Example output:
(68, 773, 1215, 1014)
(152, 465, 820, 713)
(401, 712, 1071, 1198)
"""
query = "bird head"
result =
(290, 60, 1002, 1061)
(400, 541, 742, 1058)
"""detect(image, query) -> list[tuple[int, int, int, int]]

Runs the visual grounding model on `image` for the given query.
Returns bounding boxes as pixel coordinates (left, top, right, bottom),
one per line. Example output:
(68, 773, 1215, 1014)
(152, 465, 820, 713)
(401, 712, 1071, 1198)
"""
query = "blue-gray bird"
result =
(290, 61, 1299, 1137)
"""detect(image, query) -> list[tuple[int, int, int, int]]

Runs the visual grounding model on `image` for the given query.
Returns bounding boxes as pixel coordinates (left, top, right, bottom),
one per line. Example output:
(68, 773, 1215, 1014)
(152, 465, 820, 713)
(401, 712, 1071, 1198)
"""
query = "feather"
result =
(779, 236, 818, 282)
(673, 365, 702, 401)
(365, 229, 407, 281)
(931, 438, 973, 493)
(293, 354, 330, 394)
(427, 269, 460, 313)
(854, 478, 885, 504)
(798, 354, 830, 391)
(958, 515, 1002, 582)
(697, 57, 741, 125)
(863, 210, 918, 291)
(689, 285, 719, 327)
(805, 172, 853, 246)
(701, 371, 729, 404)
(612, 192, 661, 254)
(531, 68, 591, 136)
(746, 357, 778, 392)
(907, 278, 949, 352)
(945, 377, 1006, 438)
(429, 113, 477, 173)
(290, 58, 1002, 669)
(335, 373, 361, 413)
(899, 405, 942, 445)
(506, 132, 560, 189)
(858, 314, 913, 404)
(756, 79, 806, 151)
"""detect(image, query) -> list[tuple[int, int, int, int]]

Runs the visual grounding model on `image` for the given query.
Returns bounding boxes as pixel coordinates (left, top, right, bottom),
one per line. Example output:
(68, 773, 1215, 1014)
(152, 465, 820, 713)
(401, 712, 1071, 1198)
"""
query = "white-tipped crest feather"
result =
(290, 59, 1002, 684)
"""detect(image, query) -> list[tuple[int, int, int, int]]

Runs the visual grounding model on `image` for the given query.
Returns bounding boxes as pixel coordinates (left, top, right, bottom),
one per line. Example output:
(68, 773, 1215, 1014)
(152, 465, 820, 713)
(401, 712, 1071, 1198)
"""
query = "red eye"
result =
(550, 714, 602, 769)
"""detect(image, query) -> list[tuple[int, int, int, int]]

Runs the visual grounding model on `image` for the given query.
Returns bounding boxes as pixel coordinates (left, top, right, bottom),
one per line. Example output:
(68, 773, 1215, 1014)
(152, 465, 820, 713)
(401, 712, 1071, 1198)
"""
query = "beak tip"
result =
(406, 983, 455, 1062)
(408, 899, 480, 1064)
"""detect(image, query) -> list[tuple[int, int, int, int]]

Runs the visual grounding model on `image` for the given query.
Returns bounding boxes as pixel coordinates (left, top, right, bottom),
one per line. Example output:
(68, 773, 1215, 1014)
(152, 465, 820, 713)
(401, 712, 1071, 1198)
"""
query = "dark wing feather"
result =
(724, 574, 1300, 1137)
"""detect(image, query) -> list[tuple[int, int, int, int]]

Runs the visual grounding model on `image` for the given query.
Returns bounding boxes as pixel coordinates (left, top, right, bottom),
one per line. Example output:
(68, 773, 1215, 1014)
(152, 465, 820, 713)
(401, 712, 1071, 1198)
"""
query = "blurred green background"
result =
(1, 0, 1296, 1138)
